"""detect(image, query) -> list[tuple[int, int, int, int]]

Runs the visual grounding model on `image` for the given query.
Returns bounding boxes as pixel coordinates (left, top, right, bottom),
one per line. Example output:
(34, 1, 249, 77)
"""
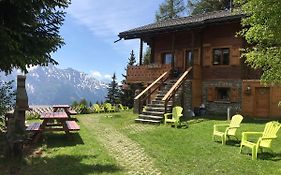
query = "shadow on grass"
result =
(22, 154, 122, 175)
(43, 133, 84, 148)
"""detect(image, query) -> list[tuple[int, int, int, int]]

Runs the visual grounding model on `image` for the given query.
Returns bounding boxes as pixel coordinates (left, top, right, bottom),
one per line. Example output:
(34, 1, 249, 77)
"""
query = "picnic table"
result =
(26, 111, 80, 142)
(52, 104, 77, 118)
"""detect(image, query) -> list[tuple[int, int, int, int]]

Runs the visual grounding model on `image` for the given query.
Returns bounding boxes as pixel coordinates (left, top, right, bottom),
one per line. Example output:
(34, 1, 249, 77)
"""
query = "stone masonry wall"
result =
(202, 80, 242, 115)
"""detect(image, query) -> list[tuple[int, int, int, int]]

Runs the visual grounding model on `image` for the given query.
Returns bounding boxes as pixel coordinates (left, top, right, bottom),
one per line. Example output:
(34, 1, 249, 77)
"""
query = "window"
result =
(216, 87, 230, 101)
(213, 48, 230, 65)
(162, 53, 173, 64)
(185, 50, 193, 67)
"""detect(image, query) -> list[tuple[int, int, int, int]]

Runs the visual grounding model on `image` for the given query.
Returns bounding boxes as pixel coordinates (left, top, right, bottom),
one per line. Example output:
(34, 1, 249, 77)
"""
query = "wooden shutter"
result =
(231, 47, 240, 65)
(207, 87, 216, 101)
(230, 88, 239, 102)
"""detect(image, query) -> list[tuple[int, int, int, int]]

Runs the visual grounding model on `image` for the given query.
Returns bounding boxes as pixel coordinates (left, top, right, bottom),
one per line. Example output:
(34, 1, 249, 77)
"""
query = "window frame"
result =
(212, 48, 230, 66)
(161, 52, 174, 65)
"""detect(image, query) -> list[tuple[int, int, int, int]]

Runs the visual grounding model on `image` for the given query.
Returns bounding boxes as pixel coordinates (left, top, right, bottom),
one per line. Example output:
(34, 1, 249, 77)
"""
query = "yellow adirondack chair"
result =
(164, 106, 183, 128)
(118, 104, 129, 111)
(213, 114, 244, 145)
(93, 104, 104, 113)
(239, 121, 281, 160)
(104, 103, 116, 112)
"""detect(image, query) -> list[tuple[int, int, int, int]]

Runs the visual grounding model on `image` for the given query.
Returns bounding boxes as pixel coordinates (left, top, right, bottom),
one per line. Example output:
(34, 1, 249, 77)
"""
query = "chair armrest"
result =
(241, 132, 263, 141)
(213, 124, 229, 130)
(261, 136, 277, 140)
(164, 113, 172, 119)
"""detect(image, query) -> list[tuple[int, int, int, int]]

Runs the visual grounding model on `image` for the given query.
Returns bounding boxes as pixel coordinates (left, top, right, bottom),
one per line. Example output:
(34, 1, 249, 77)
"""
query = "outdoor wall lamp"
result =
(245, 85, 251, 95)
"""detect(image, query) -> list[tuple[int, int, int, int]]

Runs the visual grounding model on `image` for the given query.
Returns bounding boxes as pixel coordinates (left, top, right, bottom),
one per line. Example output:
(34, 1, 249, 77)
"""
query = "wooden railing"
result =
(134, 70, 171, 113)
(162, 67, 193, 113)
(127, 64, 172, 83)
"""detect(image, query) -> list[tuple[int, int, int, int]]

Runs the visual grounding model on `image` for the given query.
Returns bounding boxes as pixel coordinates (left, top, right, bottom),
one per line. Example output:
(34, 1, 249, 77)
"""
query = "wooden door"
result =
(255, 87, 270, 117)
(184, 49, 199, 69)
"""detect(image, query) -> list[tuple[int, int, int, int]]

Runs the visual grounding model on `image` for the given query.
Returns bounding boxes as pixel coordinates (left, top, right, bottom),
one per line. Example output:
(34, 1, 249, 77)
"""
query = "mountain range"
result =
(0, 65, 108, 105)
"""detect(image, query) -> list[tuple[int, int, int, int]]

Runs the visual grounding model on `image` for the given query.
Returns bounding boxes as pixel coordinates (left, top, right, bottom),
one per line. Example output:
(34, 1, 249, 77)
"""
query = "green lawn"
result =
(1, 111, 281, 175)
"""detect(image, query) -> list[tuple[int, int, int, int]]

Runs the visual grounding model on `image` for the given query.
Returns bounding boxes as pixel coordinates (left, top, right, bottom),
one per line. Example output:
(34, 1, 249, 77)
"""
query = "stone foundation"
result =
(202, 80, 242, 115)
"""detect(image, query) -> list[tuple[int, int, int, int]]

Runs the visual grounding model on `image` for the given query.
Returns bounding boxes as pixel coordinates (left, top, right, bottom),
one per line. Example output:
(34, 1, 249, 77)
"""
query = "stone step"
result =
(145, 106, 171, 112)
(147, 104, 172, 108)
(142, 111, 164, 116)
(135, 118, 161, 124)
(138, 114, 163, 120)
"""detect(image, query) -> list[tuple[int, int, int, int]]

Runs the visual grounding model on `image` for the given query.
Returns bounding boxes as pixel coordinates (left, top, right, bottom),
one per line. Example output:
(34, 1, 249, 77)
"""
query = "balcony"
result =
(127, 64, 172, 83)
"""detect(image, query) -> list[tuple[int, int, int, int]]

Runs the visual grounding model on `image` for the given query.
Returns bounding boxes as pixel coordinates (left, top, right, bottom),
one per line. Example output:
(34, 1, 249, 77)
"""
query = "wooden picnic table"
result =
(26, 111, 80, 142)
(52, 104, 77, 117)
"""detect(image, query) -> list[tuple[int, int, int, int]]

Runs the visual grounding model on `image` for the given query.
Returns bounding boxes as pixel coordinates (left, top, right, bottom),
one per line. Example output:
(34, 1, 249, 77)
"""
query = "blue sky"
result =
(52, 0, 163, 82)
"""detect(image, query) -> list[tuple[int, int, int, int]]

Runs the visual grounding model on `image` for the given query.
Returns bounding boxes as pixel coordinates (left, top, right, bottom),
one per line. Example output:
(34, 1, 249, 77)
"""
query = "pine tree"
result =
(122, 50, 136, 78)
(155, 0, 186, 22)
(106, 73, 120, 104)
(188, 0, 230, 15)
(120, 51, 139, 108)
(0, 0, 70, 73)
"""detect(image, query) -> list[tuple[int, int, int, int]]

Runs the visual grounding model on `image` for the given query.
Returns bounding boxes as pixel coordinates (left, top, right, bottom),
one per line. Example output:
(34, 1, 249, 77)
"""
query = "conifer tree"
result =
(106, 73, 120, 104)
(155, 0, 186, 22)
(0, 0, 70, 73)
(120, 51, 138, 108)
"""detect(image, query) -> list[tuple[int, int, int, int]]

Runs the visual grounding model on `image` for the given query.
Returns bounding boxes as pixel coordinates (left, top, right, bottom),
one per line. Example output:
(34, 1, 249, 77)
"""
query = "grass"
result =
(101, 112, 281, 175)
(1, 111, 281, 175)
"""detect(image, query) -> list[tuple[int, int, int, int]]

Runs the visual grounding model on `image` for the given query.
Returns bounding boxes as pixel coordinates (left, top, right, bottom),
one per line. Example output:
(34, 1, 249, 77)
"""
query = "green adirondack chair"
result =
(164, 106, 183, 128)
(239, 121, 281, 160)
(213, 114, 244, 145)
(104, 103, 116, 112)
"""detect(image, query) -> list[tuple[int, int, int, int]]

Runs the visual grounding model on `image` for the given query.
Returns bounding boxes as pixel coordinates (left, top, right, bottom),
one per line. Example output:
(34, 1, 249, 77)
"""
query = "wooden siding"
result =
(127, 64, 171, 83)
(242, 80, 281, 118)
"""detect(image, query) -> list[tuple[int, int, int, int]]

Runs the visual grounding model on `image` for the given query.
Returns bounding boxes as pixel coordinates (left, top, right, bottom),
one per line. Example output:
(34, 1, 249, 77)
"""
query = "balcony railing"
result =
(127, 64, 172, 83)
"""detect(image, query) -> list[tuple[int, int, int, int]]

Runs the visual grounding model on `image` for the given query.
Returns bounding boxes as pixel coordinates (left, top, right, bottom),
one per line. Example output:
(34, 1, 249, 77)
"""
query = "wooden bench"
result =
(65, 121, 80, 131)
(67, 110, 77, 115)
(26, 122, 41, 131)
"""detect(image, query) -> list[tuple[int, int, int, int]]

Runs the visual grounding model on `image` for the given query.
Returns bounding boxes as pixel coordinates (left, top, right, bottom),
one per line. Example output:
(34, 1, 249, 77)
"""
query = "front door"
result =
(255, 87, 270, 117)
(184, 49, 199, 70)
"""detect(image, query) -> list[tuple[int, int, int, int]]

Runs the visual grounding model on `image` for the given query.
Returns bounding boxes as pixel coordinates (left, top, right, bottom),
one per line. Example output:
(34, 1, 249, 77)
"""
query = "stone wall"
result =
(182, 80, 192, 117)
(202, 80, 242, 115)
(176, 79, 242, 117)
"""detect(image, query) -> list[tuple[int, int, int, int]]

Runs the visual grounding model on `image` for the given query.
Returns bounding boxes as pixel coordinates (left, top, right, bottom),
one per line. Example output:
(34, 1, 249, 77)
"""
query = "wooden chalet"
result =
(118, 10, 281, 123)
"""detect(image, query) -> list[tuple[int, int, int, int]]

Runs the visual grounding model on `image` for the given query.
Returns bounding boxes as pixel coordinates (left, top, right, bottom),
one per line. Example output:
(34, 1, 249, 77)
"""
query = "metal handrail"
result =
(162, 67, 192, 112)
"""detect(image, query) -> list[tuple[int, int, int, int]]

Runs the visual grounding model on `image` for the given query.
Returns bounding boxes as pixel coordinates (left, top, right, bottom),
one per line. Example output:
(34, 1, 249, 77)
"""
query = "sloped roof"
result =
(119, 10, 244, 39)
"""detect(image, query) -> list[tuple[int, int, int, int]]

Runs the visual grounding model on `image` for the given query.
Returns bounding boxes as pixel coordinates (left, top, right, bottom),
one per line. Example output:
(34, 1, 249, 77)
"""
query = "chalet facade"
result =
(118, 10, 281, 121)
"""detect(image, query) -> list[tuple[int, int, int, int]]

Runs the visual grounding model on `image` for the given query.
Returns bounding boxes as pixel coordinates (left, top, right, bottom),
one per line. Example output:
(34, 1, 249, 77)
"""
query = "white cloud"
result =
(67, 0, 159, 55)
(104, 74, 112, 80)
(90, 70, 112, 80)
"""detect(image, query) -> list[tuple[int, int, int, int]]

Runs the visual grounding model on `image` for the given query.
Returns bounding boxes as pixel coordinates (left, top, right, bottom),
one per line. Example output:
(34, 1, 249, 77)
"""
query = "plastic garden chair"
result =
(104, 103, 116, 112)
(93, 104, 104, 113)
(213, 114, 244, 145)
(239, 121, 281, 160)
(118, 104, 129, 111)
(164, 106, 183, 128)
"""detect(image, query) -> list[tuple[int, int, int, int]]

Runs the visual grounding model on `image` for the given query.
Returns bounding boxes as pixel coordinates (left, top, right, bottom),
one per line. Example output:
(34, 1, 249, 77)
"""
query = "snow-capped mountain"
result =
(0, 65, 108, 105)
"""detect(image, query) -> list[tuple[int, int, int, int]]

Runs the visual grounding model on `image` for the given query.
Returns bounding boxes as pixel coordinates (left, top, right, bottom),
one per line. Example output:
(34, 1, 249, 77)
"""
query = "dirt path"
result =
(81, 117, 161, 175)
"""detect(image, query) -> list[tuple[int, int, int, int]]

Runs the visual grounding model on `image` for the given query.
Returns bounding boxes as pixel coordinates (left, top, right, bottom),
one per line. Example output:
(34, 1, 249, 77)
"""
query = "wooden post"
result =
(171, 33, 175, 70)
(139, 38, 143, 65)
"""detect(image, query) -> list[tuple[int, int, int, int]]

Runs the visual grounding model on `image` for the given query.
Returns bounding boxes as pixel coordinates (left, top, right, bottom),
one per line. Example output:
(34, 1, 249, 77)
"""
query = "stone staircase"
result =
(135, 79, 182, 124)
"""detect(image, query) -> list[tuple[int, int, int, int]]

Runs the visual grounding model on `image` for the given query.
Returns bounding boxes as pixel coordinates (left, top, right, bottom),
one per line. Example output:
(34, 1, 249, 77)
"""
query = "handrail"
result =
(162, 67, 192, 112)
(134, 71, 170, 100)
(134, 69, 171, 113)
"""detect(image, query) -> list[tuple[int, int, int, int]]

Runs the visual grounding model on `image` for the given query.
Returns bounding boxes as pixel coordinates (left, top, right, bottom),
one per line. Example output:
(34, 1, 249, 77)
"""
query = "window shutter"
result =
(230, 88, 239, 102)
(207, 87, 215, 101)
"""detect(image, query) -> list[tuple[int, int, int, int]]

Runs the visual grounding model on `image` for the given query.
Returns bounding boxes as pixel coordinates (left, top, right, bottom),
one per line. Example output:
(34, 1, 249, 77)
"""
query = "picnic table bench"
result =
(52, 104, 77, 118)
(26, 112, 80, 142)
